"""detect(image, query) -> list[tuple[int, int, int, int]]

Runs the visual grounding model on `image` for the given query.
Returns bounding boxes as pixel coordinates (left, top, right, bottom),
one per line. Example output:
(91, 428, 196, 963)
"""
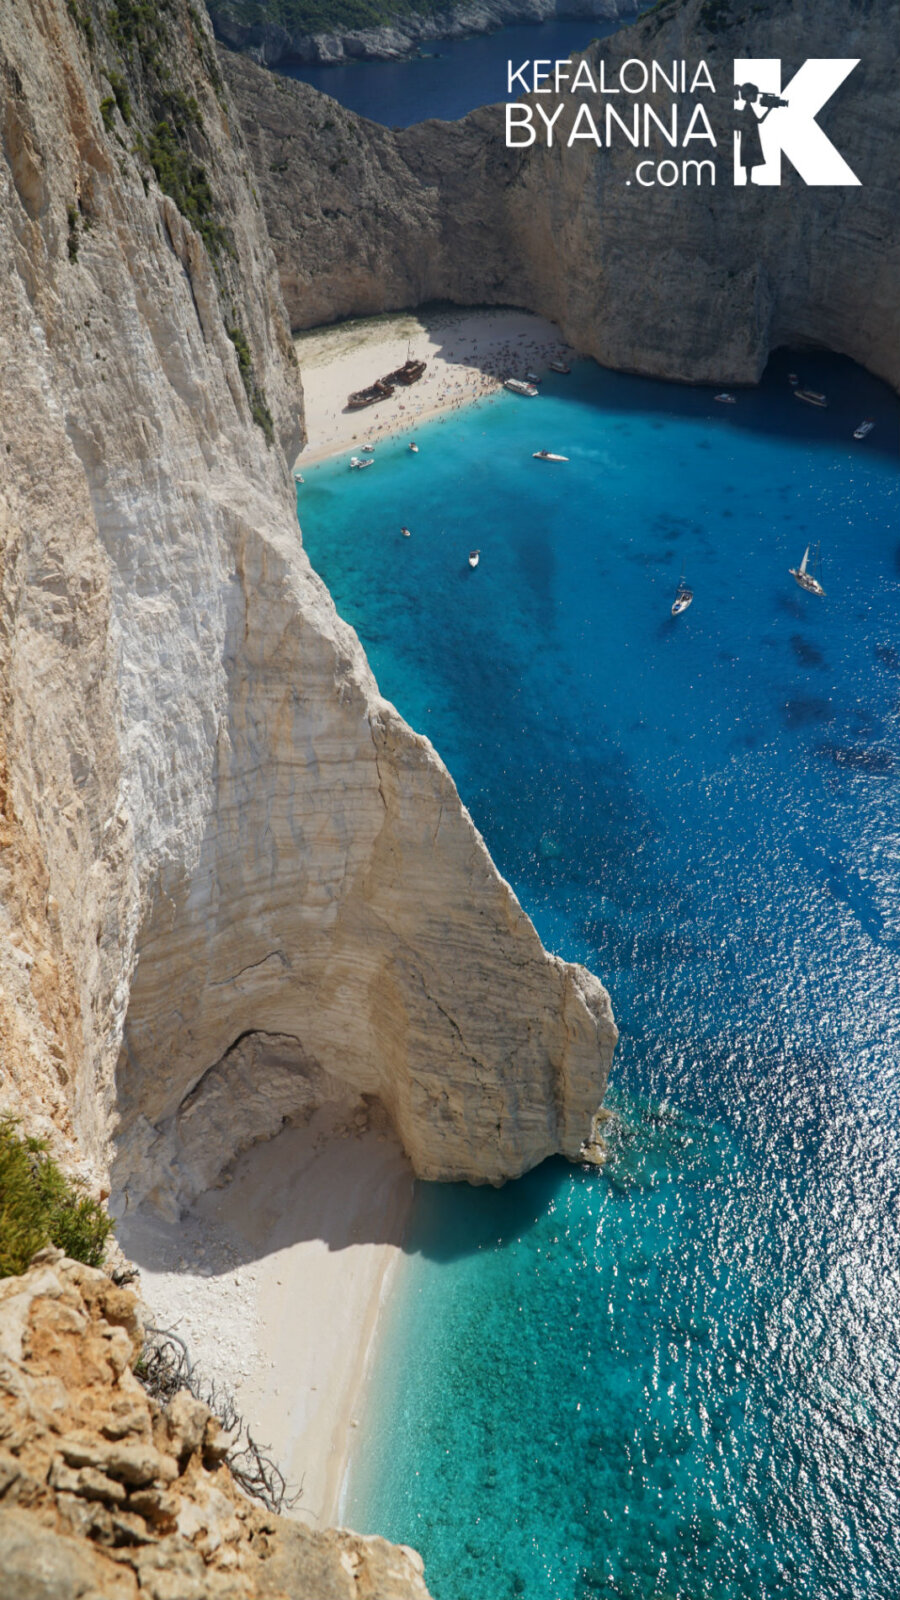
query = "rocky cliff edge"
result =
(0, 0, 615, 1220)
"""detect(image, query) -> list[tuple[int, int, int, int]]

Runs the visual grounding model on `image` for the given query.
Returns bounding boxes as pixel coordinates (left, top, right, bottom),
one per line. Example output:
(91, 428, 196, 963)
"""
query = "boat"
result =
(671, 577, 693, 616)
(853, 418, 876, 440)
(293, 471, 304, 483)
(550, 360, 571, 375)
(525, 371, 541, 384)
(361, 444, 375, 454)
(533, 450, 569, 462)
(349, 456, 374, 470)
(788, 372, 799, 386)
(795, 389, 828, 408)
(714, 393, 736, 405)
(381, 353, 427, 387)
(504, 379, 539, 397)
(468, 550, 480, 568)
(789, 542, 825, 597)
(401, 526, 411, 538)
(409, 442, 419, 453)
(347, 379, 394, 410)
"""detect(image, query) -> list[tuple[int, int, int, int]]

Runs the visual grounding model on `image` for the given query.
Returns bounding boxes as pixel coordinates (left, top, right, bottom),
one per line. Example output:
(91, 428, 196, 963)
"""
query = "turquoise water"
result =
(298, 352, 900, 1600)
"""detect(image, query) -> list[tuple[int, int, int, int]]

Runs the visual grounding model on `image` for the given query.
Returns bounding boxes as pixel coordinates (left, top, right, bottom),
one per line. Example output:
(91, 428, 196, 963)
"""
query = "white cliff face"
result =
(0, 0, 615, 1215)
(208, 0, 639, 69)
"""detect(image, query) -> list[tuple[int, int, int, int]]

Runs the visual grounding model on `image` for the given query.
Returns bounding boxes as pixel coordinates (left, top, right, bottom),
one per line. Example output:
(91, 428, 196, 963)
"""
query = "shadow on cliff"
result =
(119, 1120, 582, 1280)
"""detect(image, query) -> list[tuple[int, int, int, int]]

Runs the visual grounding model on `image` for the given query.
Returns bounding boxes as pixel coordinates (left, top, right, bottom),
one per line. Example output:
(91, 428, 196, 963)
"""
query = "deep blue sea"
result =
(281, 16, 631, 125)
(298, 350, 900, 1600)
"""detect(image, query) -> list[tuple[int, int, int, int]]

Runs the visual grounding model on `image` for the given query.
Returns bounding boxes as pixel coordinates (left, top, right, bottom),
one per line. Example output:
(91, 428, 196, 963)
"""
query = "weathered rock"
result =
(209, 0, 637, 68)
(0, 1257, 434, 1599)
(224, 0, 900, 389)
(1, 0, 615, 1220)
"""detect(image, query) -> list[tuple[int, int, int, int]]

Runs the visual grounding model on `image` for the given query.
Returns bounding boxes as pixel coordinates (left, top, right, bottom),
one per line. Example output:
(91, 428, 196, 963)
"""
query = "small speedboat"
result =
(533, 450, 569, 462)
(361, 444, 375, 454)
(504, 379, 539, 398)
(349, 456, 374, 470)
(671, 577, 693, 616)
(550, 360, 571, 375)
(293, 471, 304, 483)
(789, 542, 825, 597)
(795, 389, 828, 408)
(401, 526, 411, 538)
(853, 418, 875, 440)
(714, 392, 736, 405)
(788, 372, 799, 387)
(409, 442, 419, 453)
(468, 550, 480, 568)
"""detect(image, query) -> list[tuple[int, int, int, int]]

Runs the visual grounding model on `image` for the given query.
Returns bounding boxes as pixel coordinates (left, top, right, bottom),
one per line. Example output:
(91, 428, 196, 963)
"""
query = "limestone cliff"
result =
(208, 0, 637, 69)
(0, 0, 615, 1222)
(225, 0, 900, 387)
(0, 1251, 434, 1599)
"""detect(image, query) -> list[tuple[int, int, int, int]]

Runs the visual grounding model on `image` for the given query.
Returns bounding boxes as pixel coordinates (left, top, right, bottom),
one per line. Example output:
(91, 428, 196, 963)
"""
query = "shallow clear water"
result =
(281, 16, 629, 126)
(298, 352, 900, 1600)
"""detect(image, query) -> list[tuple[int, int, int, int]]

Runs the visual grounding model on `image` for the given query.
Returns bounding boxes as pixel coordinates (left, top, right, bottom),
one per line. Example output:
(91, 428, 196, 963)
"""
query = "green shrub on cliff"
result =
(0, 1120, 113, 1278)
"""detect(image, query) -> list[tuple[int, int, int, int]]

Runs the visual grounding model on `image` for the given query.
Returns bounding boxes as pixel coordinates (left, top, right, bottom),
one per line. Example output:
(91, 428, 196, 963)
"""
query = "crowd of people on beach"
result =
(306, 320, 577, 459)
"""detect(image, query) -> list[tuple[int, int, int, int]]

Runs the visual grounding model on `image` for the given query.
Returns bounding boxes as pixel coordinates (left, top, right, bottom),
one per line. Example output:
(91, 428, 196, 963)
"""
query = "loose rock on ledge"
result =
(0, 1252, 434, 1600)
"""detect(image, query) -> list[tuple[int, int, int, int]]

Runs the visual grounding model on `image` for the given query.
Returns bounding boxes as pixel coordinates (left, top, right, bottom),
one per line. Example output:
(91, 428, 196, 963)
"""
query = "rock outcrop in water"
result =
(0, 1251, 434, 1598)
(0, 0, 615, 1225)
(224, 0, 900, 389)
(208, 0, 637, 68)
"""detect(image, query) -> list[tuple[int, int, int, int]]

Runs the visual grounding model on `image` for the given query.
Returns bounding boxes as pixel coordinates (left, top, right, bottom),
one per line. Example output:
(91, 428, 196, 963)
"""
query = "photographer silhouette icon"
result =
(734, 82, 788, 180)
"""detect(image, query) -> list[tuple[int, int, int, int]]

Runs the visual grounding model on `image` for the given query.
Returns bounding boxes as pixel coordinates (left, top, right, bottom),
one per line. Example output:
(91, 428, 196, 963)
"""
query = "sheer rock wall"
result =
(225, 0, 900, 388)
(0, 0, 615, 1221)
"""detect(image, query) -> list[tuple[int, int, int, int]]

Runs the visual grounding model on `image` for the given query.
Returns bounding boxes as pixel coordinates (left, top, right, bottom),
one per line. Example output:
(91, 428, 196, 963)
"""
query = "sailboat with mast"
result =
(789, 542, 825, 597)
(671, 576, 693, 616)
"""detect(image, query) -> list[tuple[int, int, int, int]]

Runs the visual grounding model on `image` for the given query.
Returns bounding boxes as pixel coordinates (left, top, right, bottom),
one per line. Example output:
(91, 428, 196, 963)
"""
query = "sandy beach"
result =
(120, 1100, 414, 1529)
(294, 306, 576, 466)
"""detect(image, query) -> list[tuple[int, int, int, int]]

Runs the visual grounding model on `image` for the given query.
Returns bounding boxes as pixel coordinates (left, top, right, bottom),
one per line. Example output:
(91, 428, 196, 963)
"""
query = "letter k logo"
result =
(733, 59, 861, 186)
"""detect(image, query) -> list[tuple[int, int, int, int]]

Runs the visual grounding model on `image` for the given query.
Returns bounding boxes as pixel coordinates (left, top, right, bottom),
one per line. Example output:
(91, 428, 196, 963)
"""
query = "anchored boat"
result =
(795, 389, 828, 409)
(671, 577, 693, 617)
(349, 456, 374, 470)
(504, 378, 539, 397)
(468, 550, 480, 568)
(789, 542, 825, 597)
(714, 393, 736, 405)
(853, 419, 875, 440)
(550, 360, 571, 375)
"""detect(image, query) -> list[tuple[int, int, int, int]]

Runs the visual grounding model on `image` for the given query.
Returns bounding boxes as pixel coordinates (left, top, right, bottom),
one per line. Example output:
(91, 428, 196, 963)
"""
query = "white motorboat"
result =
(401, 526, 411, 538)
(533, 451, 569, 462)
(349, 456, 374, 470)
(671, 577, 693, 616)
(853, 418, 875, 440)
(409, 442, 419, 453)
(504, 379, 539, 397)
(714, 393, 736, 405)
(468, 550, 480, 568)
(789, 542, 825, 597)
(361, 444, 375, 454)
(795, 389, 828, 408)
(293, 471, 304, 483)
(550, 360, 571, 375)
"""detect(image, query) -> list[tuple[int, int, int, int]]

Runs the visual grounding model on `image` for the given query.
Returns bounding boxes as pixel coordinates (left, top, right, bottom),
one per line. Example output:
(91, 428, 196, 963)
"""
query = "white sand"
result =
(120, 1102, 414, 1528)
(294, 306, 576, 466)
